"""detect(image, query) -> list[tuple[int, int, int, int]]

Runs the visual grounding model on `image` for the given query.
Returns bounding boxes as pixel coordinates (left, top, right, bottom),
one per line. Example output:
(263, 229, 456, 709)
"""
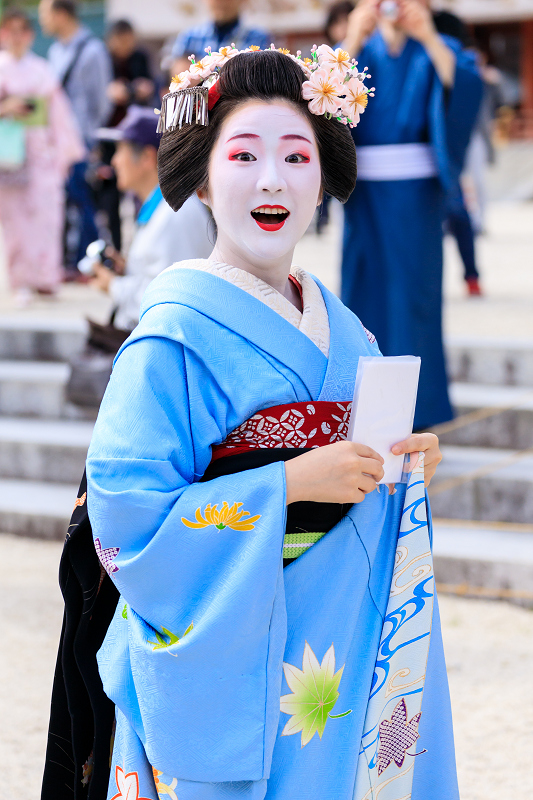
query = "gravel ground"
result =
(2, 533, 533, 799)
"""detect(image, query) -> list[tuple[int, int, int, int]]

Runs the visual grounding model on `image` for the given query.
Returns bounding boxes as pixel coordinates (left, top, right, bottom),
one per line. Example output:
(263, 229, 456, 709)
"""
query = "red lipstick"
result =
(251, 204, 290, 232)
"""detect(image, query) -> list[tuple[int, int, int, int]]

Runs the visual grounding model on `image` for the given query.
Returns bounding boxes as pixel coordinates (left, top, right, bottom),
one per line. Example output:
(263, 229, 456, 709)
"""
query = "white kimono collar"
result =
(166, 259, 330, 358)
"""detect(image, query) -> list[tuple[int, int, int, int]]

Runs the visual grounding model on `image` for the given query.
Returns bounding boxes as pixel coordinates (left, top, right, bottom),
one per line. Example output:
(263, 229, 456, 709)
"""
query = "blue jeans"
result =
(445, 188, 479, 281)
(65, 161, 99, 267)
(446, 205, 479, 280)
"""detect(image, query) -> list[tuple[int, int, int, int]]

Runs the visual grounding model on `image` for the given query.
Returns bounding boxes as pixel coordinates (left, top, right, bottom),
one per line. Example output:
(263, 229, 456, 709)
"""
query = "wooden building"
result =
(436, 0, 533, 136)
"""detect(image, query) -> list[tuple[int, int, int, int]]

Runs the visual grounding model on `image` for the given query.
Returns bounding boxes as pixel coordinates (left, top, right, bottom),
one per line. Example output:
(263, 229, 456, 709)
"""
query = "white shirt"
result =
(110, 194, 212, 331)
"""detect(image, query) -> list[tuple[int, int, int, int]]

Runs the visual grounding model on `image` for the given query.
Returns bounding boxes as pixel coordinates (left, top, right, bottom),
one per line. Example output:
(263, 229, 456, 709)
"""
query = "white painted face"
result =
(200, 99, 322, 268)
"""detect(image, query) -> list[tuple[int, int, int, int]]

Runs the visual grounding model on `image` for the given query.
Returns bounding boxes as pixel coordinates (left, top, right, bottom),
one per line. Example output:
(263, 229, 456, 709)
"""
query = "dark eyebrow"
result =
(227, 133, 260, 142)
(280, 134, 312, 143)
(226, 133, 312, 143)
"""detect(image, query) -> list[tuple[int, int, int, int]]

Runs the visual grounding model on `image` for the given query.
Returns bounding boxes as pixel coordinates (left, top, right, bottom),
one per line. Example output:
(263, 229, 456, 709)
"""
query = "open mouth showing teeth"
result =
(251, 205, 290, 230)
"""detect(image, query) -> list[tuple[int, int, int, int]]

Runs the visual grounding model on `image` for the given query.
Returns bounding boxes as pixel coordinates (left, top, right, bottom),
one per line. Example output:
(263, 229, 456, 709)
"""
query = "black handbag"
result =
(66, 316, 131, 408)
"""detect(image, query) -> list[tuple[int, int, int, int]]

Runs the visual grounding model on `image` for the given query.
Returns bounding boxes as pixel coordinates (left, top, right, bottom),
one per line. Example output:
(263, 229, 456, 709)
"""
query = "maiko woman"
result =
(43, 47, 456, 800)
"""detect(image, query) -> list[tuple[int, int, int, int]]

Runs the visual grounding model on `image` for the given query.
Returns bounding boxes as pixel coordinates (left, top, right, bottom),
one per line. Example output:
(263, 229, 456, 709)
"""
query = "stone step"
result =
(0, 316, 87, 362)
(429, 444, 533, 525)
(433, 519, 533, 608)
(441, 383, 533, 449)
(0, 357, 529, 450)
(446, 335, 533, 387)
(0, 376, 531, 510)
(0, 478, 78, 540)
(0, 417, 92, 482)
(1, 318, 532, 387)
(0, 361, 96, 420)
(2, 479, 533, 611)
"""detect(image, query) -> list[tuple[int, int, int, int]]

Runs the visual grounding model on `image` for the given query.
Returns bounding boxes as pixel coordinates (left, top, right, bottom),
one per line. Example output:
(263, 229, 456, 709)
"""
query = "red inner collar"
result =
(288, 274, 303, 309)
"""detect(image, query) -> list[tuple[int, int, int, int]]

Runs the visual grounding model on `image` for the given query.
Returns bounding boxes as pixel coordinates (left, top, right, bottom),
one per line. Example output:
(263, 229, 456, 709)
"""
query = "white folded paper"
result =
(347, 356, 421, 484)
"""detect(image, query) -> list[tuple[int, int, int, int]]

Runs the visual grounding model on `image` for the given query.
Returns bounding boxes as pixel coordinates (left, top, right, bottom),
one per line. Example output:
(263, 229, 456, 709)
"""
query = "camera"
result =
(380, 0, 399, 20)
(77, 239, 115, 276)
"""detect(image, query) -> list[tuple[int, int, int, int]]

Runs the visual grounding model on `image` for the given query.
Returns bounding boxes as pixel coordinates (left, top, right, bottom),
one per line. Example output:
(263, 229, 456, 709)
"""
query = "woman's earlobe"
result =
(196, 187, 208, 205)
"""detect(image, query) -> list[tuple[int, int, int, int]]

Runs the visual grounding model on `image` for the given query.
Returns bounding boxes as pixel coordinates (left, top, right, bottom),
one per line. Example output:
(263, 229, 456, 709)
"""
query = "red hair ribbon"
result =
(208, 81, 221, 110)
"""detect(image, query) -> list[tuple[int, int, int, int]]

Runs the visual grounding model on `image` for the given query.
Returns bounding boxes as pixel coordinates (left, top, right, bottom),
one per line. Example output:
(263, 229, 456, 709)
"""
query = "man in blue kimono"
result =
(341, 0, 482, 429)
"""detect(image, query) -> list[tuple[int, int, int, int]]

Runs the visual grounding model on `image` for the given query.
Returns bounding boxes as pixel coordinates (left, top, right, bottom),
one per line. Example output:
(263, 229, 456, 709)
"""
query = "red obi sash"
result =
(211, 400, 352, 462)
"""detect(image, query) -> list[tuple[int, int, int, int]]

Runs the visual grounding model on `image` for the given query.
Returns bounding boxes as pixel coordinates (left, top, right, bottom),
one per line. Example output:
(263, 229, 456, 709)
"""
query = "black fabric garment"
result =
(41, 471, 119, 800)
(42, 450, 351, 797)
(94, 140, 122, 250)
(432, 10, 472, 48)
(108, 49, 153, 127)
(213, 17, 240, 48)
(202, 448, 352, 566)
(99, 47, 154, 246)
(113, 49, 152, 82)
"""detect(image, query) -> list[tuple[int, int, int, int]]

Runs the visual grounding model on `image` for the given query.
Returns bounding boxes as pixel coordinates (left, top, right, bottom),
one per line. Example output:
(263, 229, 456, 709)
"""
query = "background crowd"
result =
(0, 0, 506, 428)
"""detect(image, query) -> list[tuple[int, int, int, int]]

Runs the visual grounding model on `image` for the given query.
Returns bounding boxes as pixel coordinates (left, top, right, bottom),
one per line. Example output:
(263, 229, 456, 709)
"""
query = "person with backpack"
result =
(39, 0, 112, 272)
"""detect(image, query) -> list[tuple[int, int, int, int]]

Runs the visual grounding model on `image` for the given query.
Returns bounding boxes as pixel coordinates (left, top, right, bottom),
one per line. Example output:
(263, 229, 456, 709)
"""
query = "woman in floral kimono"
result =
(0, 9, 83, 305)
(43, 47, 457, 800)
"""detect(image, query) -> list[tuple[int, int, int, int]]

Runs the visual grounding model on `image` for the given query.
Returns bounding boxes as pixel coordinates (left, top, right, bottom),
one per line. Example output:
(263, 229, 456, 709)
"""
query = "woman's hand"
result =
(396, 0, 456, 86)
(285, 441, 384, 505)
(90, 263, 115, 293)
(343, 0, 380, 57)
(106, 79, 130, 105)
(391, 432, 442, 486)
(396, 0, 435, 43)
(0, 95, 30, 117)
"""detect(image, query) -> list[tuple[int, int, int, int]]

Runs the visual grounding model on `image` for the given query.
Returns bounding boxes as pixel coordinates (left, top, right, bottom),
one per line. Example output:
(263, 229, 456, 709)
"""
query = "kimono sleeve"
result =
(430, 37, 483, 195)
(48, 85, 85, 176)
(86, 335, 287, 783)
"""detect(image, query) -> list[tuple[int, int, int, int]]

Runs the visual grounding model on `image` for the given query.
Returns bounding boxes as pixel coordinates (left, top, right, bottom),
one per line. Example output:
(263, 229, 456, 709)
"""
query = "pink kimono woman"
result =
(0, 49, 84, 295)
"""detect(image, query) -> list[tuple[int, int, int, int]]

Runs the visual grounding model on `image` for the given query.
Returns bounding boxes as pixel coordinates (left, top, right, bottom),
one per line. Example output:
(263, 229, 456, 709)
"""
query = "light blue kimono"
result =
(86, 266, 458, 800)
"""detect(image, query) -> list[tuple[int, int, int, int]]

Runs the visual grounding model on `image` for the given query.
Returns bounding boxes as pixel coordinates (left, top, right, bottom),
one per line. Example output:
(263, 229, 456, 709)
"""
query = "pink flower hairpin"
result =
(157, 43, 374, 133)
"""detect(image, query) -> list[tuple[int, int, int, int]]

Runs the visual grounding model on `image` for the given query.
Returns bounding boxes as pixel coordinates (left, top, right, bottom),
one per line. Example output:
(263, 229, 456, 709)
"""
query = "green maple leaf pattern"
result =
(280, 642, 352, 747)
(148, 621, 193, 651)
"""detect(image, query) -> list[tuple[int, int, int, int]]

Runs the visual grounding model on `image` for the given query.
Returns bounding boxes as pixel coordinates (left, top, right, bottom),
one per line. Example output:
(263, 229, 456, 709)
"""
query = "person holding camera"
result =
(91, 105, 212, 333)
(340, 0, 482, 430)
(66, 105, 211, 408)
(0, 8, 84, 306)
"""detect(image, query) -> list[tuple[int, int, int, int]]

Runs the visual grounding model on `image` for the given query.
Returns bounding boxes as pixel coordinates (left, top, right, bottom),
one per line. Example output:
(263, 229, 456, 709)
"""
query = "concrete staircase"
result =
(0, 318, 90, 540)
(1, 318, 532, 602)
(429, 339, 533, 604)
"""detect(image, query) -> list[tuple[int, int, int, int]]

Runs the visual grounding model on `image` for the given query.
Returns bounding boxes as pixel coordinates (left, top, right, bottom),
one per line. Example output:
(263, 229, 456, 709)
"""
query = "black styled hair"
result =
(158, 49, 357, 212)
(1, 8, 34, 30)
(50, 0, 78, 19)
(325, 1, 354, 43)
(107, 19, 135, 37)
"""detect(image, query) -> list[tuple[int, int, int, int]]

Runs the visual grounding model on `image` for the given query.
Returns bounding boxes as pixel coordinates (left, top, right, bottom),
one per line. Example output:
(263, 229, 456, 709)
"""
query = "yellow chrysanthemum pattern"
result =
(152, 768, 178, 800)
(181, 502, 261, 531)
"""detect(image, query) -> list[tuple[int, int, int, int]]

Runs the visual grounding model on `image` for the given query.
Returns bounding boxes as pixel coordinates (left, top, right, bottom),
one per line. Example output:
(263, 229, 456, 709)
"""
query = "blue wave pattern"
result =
(353, 453, 434, 800)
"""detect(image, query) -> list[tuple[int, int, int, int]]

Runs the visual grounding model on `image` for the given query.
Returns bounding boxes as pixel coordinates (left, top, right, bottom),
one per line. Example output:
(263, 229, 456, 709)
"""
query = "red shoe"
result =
(36, 287, 58, 296)
(466, 276, 483, 296)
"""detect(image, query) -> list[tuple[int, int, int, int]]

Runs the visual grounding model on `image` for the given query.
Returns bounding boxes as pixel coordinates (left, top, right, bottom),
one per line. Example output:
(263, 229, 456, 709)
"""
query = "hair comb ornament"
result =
(155, 43, 374, 134)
